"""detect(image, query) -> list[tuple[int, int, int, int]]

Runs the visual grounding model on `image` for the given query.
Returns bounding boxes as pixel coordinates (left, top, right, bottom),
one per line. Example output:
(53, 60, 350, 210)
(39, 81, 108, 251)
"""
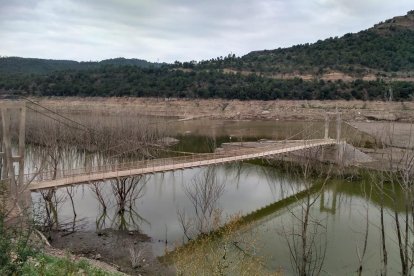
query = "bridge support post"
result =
(1, 106, 15, 196)
(320, 184, 337, 214)
(320, 113, 330, 161)
(1, 101, 27, 211)
(336, 112, 341, 143)
(336, 111, 344, 165)
(18, 104, 26, 192)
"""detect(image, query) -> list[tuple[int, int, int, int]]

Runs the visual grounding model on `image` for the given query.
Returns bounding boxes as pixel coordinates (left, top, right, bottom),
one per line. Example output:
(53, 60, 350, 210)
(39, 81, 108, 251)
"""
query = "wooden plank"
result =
(28, 139, 337, 191)
(12, 156, 22, 162)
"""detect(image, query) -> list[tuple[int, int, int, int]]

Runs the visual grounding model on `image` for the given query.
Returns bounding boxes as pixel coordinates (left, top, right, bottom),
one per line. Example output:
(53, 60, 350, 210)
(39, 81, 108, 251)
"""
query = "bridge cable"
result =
(22, 97, 94, 132)
(283, 121, 319, 141)
(26, 105, 90, 133)
(24, 98, 172, 155)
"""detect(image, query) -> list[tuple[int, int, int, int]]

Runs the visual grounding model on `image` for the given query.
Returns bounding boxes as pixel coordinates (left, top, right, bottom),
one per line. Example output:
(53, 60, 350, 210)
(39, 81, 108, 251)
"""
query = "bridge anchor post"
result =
(336, 111, 344, 165)
(1, 101, 27, 212)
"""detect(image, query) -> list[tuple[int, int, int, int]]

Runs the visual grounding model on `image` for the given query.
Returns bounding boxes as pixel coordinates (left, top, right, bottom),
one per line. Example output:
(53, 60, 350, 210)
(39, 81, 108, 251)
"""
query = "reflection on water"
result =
(27, 118, 387, 274)
(91, 176, 150, 231)
(241, 179, 407, 275)
(178, 166, 225, 240)
(168, 119, 372, 152)
(32, 162, 304, 254)
(32, 161, 410, 274)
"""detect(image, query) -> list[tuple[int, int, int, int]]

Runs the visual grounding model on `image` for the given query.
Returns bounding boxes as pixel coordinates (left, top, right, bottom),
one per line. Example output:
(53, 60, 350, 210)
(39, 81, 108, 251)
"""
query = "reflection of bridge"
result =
(28, 139, 338, 191)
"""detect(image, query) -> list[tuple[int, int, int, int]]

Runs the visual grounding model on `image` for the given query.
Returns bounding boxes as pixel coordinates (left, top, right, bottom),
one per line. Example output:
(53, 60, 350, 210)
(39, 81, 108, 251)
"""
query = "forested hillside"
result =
(0, 57, 161, 74)
(1, 66, 413, 100)
(1, 11, 414, 101)
(195, 11, 414, 75)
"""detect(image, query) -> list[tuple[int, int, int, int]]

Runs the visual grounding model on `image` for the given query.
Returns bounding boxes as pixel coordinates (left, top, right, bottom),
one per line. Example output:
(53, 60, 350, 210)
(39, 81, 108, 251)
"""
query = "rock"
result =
(157, 137, 179, 145)
(364, 113, 398, 121)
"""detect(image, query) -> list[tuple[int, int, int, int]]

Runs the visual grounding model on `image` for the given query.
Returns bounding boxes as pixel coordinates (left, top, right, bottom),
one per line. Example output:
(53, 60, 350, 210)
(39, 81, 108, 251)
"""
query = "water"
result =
(167, 119, 372, 152)
(32, 163, 305, 255)
(28, 118, 407, 274)
(252, 180, 403, 275)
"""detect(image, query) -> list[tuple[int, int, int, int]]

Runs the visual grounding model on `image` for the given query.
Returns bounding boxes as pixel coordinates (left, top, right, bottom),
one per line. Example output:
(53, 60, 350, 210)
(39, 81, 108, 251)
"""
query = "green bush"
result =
(0, 208, 118, 275)
(0, 214, 36, 275)
(21, 254, 120, 276)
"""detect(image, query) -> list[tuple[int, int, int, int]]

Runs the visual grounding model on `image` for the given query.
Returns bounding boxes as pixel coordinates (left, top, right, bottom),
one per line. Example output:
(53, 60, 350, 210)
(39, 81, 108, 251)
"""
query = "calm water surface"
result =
(29, 118, 403, 274)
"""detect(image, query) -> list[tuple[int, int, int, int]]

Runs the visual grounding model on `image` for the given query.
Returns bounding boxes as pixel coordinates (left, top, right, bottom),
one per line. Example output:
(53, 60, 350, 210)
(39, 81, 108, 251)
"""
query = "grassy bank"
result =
(1, 193, 121, 276)
(20, 254, 121, 276)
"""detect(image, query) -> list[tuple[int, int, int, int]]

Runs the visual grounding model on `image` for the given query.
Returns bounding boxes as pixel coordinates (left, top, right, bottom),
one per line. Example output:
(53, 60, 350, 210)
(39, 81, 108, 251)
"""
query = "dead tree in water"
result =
(110, 176, 148, 230)
(356, 180, 372, 276)
(366, 121, 414, 276)
(26, 107, 167, 162)
(27, 118, 74, 232)
(178, 166, 225, 241)
(90, 182, 110, 230)
(25, 106, 166, 231)
(384, 136, 414, 275)
(281, 146, 330, 276)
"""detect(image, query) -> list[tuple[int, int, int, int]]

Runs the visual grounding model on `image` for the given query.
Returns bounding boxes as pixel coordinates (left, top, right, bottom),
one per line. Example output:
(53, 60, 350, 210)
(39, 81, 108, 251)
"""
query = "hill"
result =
(2, 65, 413, 101)
(195, 10, 414, 79)
(0, 57, 162, 75)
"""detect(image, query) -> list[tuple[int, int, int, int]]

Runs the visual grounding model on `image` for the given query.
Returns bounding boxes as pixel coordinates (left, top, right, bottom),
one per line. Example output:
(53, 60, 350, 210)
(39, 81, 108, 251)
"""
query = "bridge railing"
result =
(25, 139, 336, 185)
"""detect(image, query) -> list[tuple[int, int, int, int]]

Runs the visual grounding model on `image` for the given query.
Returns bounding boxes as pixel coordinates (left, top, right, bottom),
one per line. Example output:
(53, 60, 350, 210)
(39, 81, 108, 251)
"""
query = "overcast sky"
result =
(0, 0, 412, 63)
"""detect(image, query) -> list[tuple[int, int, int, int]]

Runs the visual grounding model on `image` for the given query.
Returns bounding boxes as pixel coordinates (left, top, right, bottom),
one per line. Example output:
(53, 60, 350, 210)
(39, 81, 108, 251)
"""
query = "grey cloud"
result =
(0, 0, 413, 62)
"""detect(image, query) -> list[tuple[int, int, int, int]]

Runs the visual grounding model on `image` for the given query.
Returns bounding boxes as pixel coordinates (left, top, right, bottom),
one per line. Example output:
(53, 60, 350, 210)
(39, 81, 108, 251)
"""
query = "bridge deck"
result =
(27, 139, 336, 191)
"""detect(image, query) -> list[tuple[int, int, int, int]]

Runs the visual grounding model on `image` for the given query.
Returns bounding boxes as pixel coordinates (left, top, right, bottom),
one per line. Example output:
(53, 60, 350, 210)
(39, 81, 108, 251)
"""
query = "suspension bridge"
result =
(1, 99, 346, 192)
(26, 138, 339, 191)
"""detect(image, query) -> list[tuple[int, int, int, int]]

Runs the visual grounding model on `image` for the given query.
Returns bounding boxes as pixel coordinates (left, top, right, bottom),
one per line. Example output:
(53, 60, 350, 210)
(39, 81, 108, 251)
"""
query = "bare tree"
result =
(89, 181, 110, 230)
(26, 107, 167, 163)
(356, 181, 372, 276)
(281, 146, 330, 276)
(178, 166, 225, 240)
(110, 176, 149, 231)
(368, 121, 414, 275)
(24, 105, 166, 231)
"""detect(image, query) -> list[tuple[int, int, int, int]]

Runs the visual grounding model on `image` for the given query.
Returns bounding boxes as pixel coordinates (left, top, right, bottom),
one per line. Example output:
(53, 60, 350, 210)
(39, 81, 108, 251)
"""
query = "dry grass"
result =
(25, 108, 166, 156)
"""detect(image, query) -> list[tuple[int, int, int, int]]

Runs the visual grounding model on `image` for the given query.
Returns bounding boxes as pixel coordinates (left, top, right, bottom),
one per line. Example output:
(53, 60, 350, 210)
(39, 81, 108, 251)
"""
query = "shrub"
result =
(0, 213, 36, 275)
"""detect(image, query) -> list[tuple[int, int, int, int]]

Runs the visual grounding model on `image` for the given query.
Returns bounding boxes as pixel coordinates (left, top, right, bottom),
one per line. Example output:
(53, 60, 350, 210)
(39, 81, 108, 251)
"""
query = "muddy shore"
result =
(50, 229, 174, 275)
(30, 97, 414, 122)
